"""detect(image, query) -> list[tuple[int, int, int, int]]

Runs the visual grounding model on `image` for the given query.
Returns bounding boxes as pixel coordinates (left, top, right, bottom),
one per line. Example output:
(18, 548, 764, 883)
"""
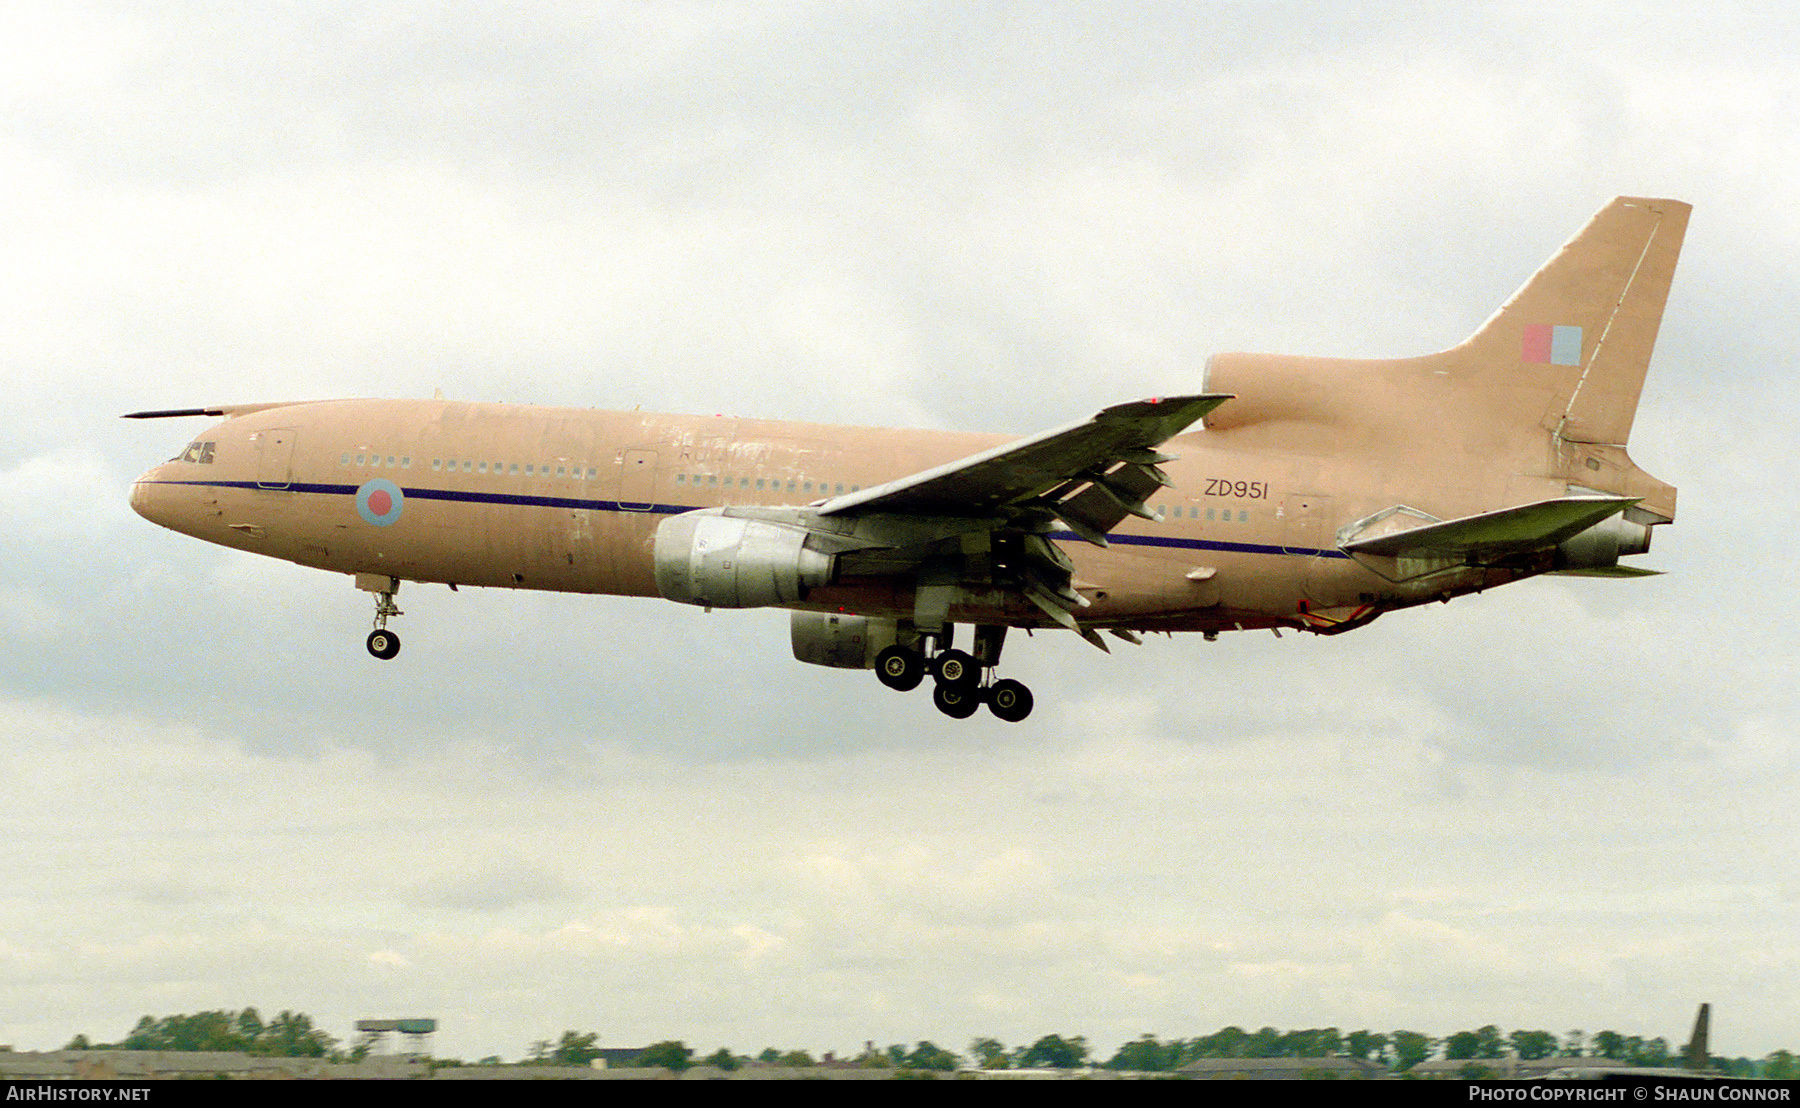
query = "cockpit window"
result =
(173, 441, 216, 464)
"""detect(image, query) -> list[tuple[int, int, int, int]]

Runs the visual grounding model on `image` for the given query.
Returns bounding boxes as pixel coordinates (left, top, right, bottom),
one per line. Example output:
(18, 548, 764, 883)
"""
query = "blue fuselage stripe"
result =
(142, 479, 1351, 560)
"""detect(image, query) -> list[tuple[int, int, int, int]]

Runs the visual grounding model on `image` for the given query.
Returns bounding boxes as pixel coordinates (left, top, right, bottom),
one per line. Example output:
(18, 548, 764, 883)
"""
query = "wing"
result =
(818, 394, 1231, 545)
(798, 393, 1231, 643)
(663, 394, 1228, 644)
(122, 402, 316, 420)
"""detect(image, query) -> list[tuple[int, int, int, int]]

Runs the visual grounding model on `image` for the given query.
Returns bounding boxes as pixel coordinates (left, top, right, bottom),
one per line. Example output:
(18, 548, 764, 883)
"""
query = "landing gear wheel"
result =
(366, 629, 401, 660)
(986, 679, 1034, 723)
(933, 649, 979, 690)
(932, 682, 982, 719)
(875, 646, 925, 692)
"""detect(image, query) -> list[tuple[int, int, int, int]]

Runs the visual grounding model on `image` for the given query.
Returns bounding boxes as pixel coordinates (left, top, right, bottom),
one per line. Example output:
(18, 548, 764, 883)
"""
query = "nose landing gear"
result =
(366, 627, 401, 660)
(874, 626, 1035, 722)
(357, 574, 403, 660)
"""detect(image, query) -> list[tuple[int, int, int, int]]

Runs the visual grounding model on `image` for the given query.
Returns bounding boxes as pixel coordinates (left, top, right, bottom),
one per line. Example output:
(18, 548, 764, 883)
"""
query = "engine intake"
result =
(654, 511, 834, 608)
(790, 612, 898, 669)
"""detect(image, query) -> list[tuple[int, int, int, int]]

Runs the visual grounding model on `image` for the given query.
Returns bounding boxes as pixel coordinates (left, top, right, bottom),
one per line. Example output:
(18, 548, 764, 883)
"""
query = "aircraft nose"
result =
(130, 466, 178, 529)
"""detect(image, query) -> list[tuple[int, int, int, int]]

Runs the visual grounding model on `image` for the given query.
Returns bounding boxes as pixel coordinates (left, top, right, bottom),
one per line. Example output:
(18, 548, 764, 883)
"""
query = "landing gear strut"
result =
(873, 624, 1034, 722)
(357, 573, 403, 660)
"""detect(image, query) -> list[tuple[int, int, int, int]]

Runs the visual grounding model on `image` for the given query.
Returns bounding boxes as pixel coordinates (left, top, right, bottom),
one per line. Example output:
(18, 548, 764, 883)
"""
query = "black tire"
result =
(933, 648, 979, 690)
(366, 629, 401, 660)
(875, 645, 924, 692)
(986, 679, 1034, 723)
(932, 682, 981, 719)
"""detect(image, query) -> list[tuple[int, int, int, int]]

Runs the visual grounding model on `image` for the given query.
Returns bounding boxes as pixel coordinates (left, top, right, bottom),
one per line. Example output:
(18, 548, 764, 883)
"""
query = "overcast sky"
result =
(2, 1, 1796, 1064)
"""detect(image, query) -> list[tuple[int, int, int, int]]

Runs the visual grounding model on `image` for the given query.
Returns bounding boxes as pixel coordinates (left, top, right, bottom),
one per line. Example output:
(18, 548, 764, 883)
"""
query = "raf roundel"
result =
(356, 478, 404, 526)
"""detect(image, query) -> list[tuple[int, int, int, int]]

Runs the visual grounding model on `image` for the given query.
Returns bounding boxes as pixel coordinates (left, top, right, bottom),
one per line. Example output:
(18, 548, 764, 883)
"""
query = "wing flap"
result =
(1055, 457, 1172, 538)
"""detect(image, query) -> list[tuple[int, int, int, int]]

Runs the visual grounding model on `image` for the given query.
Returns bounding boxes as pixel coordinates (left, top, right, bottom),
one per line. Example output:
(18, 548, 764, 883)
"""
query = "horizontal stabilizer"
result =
(1342, 496, 1638, 560)
(1549, 564, 1663, 578)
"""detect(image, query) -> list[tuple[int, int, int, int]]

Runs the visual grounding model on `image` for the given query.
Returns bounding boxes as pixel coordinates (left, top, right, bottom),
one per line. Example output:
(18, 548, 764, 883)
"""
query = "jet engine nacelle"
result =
(1556, 512, 1653, 571)
(653, 511, 834, 608)
(790, 612, 898, 669)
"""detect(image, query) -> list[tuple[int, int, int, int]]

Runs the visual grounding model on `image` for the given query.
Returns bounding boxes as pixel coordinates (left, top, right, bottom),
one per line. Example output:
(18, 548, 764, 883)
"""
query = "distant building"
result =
(354, 1018, 437, 1059)
(592, 1047, 644, 1069)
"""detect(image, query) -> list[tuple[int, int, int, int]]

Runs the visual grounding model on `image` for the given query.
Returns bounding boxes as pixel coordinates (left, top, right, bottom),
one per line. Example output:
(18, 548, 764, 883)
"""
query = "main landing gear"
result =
(357, 574, 403, 660)
(875, 626, 1034, 723)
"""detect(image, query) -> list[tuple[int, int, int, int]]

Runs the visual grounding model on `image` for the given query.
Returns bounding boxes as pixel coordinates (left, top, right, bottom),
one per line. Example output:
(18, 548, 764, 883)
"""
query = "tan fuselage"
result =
(129, 397, 1566, 634)
(125, 198, 1689, 670)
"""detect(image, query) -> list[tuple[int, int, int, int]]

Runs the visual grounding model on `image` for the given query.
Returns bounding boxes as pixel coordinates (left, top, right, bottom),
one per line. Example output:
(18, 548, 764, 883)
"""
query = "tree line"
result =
(522, 1026, 1790, 1077)
(56, 1012, 1800, 1078)
(63, 1008, 335, 1057)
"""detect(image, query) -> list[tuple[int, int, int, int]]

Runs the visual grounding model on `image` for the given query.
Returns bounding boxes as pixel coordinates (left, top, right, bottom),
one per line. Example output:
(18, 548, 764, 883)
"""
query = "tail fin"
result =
(1455, 196, 1690, 447)
(1682, 1002, 1711, 1072)
(1202, 197, 1687, 521)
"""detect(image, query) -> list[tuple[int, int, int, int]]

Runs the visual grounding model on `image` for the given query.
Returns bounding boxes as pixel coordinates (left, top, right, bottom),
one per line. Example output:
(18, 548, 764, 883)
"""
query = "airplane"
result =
(128, 196, 1688, 723)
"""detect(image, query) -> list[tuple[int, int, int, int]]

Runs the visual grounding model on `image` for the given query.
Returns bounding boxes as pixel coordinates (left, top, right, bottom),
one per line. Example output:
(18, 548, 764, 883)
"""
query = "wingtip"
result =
(122, 407, 219, 420)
